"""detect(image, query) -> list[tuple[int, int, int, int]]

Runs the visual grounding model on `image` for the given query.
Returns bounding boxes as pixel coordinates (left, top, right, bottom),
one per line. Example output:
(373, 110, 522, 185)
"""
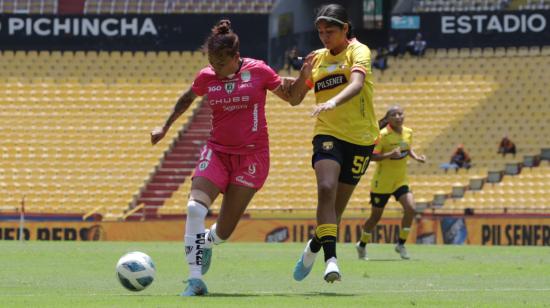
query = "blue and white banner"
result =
(391, 15, 420, 30)
(391, 10, 550, 48)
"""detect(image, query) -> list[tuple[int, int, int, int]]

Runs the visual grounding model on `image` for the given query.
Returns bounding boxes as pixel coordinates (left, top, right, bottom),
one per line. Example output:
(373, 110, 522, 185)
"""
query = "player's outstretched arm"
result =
(151, 87, 197, 145)
(410, 148, 426, 163)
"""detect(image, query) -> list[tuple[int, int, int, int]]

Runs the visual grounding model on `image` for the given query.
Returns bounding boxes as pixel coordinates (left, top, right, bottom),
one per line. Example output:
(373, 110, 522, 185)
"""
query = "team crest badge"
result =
(327, 64, 338, 72)
(199, 161, 209, 171)
(225, 82, 236, 94)
(374, 197, 380, 204)
(241, 70, 251, 82)
(322, 141, 334, 150)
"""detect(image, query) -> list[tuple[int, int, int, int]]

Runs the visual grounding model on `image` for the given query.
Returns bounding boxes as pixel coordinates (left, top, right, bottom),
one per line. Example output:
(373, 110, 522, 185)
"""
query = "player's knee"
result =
(404, 205, 415, 216)
(317, 180, 336, 196)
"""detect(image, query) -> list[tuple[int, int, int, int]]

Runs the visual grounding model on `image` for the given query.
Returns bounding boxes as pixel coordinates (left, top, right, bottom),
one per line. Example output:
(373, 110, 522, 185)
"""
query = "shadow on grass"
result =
(206, 292, 360, 297)
(362, 259, 405, 262)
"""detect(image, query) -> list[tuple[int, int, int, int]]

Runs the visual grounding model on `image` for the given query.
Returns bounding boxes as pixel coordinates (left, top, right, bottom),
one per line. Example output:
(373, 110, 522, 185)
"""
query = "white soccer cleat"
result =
(395, 244, 410, 260)
(323, 257, 341, 283)
(355, 242, 368, 260)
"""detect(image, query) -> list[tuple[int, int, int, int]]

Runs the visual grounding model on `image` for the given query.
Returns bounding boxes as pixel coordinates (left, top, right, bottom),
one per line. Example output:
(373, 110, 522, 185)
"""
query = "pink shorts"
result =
(192, 145, 270, 193)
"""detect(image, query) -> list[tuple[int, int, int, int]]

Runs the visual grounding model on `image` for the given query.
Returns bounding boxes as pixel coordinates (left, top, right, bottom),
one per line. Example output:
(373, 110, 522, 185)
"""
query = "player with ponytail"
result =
(151, 19, 307, 296)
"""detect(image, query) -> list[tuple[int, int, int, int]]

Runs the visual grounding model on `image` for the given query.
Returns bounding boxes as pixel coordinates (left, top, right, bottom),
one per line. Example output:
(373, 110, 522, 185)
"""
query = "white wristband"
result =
(325, 100, 337, 109)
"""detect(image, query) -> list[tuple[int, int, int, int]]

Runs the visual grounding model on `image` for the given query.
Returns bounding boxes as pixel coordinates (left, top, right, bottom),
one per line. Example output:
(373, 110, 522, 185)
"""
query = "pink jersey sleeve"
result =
(191, 69, 209, 96)
(258, 61, 281, 91)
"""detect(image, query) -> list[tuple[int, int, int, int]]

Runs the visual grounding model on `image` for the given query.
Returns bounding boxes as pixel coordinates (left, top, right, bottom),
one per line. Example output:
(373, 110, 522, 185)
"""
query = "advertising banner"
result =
(466, 217, 550, 246)
(0, 218, 414, 243)
(0, 14, 268, 59)
(1, 216, 548, 245)
(391, 10, 550, 48)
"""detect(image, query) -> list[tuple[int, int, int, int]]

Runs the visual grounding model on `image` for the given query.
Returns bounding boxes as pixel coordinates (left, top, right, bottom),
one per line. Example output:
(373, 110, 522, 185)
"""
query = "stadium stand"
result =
(0, 0, 57, 13)
(519, 0, 550, 10)
(1, 46, 549, 219)
(413, 0, 511, 12)
(83, 0, 276, 14)
(0, 50, 207, 220)
(445, 164, 550, 213)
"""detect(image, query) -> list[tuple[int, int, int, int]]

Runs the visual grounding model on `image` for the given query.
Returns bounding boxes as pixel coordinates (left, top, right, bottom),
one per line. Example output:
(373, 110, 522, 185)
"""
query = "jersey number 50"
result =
(351, 155, 370, 175)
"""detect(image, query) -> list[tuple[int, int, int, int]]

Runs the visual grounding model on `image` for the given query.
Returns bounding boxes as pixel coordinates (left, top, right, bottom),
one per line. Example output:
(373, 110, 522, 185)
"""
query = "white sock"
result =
(205, 223, 226, 249)
(184, 200, 208, 280)
(302, 239, 317, 268)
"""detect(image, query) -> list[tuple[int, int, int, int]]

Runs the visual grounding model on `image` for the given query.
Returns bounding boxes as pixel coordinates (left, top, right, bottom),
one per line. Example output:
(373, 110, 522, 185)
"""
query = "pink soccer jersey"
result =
(191, 58, 281, 154)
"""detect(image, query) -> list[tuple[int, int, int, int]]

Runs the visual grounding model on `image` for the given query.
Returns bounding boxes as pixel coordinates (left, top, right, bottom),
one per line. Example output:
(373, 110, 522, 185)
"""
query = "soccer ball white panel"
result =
(115, 251, 156, 291)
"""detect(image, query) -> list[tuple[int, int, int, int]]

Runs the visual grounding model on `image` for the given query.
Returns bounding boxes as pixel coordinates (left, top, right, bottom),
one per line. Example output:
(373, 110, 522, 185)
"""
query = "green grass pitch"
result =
(2, 241, 549, 307)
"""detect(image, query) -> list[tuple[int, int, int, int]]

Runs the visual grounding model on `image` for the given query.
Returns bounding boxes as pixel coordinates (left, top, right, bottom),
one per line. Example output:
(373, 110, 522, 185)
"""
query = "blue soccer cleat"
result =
(201, 247, 212, 275)
(293, 240, 316, 281)
(181, 278, 208, 296)
(293, 254, 314, 281)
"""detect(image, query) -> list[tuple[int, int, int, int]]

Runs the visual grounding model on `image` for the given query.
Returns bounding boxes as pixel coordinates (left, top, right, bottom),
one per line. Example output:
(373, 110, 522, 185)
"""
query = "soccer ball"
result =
(116, 251, 156, 291)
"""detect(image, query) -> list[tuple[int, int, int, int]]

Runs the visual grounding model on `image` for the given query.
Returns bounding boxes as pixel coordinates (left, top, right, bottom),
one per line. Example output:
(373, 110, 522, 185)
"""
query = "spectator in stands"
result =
(372, 47, 388, 71)
(406, 33, 427, 56)
(442, 144, 471, 172)
(284, 3, 379, 284)
(285, 46, 303, 74)
(151, 19, 307, 297)
(387, 36, 401, 57)
(498, 135, 516, 157)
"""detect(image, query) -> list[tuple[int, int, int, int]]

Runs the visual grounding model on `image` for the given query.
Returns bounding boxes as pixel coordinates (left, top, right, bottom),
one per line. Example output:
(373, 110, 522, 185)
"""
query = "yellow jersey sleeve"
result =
(373, 133, 384, 154)
(350, 43, 371, 76)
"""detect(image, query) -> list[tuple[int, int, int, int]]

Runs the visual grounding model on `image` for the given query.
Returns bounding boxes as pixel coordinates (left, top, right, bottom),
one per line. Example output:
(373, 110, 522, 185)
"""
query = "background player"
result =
(151, 19, 306, 296)
(356, 105, 426, 260)
(286, 4, 380, 283)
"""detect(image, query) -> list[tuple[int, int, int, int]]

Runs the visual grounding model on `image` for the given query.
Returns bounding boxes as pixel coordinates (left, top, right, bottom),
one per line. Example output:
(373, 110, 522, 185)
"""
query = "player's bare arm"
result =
(410, 148, 426, 163)
(275, 52, 316, 105)
(151, 88, 197, 145)
(371, 147, 402, 161)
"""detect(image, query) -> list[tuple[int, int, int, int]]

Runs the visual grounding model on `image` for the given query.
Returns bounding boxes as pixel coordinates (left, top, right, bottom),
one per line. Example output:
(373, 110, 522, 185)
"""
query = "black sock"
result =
(320, 235, 337, 262)
(309, 235, 322, 253)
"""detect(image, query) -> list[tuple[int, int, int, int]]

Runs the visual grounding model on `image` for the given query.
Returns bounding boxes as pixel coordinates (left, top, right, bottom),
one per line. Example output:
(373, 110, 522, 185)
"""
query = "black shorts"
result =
(370, 185, 410, 208)
(312, 134, 375, 185)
